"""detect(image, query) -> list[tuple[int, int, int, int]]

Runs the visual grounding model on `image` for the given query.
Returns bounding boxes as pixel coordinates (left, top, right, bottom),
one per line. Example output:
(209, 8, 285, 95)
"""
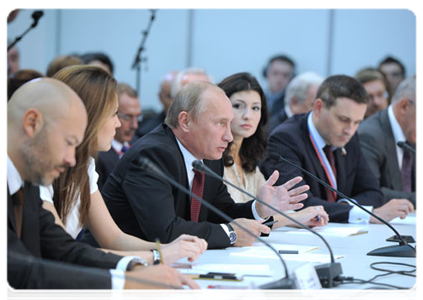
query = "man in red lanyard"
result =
(260, 75, 413, 224)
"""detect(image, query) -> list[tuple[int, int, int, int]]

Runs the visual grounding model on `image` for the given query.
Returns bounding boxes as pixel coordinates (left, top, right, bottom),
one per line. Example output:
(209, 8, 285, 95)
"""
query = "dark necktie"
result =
(323, 145, 337, 202)
(401, 144, 414, 193)
(191, 169, 205, 222)
(12, 188, 24, 238)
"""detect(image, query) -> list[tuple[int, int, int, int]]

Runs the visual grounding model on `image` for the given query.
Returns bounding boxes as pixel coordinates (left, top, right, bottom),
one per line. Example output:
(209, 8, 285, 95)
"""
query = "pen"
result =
(263, 220, 279, 226)
(278, 250, 299, 254)
(207, 285, 248, 291)
(316, 215, 321, 222)
(155, 238, 164, 264)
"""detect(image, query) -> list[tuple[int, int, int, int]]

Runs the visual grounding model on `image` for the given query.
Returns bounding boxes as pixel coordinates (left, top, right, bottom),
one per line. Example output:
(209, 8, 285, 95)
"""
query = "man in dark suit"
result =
(96, 82, 142, 191)
(7, 78, 197, 289)
(102, 81, 309, 249)
(358, 76, 416, 207)
(260, 75, 413, 224)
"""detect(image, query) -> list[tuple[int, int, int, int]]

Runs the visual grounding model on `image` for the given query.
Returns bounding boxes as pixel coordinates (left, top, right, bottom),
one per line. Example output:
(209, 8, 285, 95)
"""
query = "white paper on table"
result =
(281, 226, 368, 237)
(229, 248, 344, 263)
(177, 263, 273, 277)
(389, 216, 420, 226)
(248, 243, 320, 254)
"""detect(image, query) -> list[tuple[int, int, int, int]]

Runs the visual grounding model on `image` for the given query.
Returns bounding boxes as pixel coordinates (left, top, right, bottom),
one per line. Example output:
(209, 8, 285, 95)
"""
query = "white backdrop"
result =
(7, 9, 416, 112)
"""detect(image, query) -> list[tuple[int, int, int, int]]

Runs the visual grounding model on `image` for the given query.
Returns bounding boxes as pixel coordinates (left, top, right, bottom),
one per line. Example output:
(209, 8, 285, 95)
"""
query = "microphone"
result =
(7, 10, 44, 51)
(192, 160, 342, 288)
(31, 10, 44, 28)
(397, 141, 416, 155)
(275, 154, 416, 258)
(138, 157, 297, 289)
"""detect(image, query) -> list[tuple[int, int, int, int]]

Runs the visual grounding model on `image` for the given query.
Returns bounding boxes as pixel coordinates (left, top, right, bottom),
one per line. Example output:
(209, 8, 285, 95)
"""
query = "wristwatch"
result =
(226, 223, 238, 245)
(150, 249, 161, 265)
(126, 257, 149, 271)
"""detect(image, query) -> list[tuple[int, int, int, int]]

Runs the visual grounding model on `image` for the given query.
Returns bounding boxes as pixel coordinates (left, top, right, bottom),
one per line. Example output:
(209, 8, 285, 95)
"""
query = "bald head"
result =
(8, 78, 88, 185)
(8, 78, 87, 127)
(159, 71, 179, 113)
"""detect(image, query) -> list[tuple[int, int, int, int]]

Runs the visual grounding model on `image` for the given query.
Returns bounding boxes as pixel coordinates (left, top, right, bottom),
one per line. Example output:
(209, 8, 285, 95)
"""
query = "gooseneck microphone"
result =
(397, 141, 416, 155)
(8, 10, 44, 51)
(193, 160, 342, 288)
(275, 154, 416, 258)
(138, 157, 297, 289)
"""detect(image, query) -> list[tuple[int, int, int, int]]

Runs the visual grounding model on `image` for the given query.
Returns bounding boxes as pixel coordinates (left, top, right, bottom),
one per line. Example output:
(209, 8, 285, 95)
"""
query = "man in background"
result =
(358, 76, 416, 207)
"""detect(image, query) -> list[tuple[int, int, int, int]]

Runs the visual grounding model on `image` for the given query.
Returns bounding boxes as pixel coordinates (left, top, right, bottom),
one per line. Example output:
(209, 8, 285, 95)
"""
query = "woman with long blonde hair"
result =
(40, 65, 206, 265)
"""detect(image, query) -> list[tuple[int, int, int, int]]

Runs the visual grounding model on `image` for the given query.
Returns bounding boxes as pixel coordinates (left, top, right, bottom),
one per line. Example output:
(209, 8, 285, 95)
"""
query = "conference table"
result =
(175, 213, 417, 295)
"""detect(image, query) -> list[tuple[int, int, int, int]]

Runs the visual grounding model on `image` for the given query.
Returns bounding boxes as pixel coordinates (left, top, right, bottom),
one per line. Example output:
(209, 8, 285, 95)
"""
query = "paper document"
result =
(282, 225, 368, 237)
(390, 213, 416, 226)
(230, 249, 344, 263)
(249, 243, 320, 254)
(177, 264, 273, 277)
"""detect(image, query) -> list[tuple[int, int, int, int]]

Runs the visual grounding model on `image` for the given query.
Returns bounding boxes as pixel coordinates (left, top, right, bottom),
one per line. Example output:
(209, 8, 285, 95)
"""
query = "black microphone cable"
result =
(275, 154, 416, 258)
(138, 157, 297, 289)
(192, 159, 342, 288)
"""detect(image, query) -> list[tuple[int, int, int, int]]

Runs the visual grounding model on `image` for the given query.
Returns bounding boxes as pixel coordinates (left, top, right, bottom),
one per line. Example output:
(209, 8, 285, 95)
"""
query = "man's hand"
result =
(230, 218, 270, 247)
(256, 172, 309, 218)
(286, 206, 329, 228)
(370, 199, 414, 223)
(124, 264, 199, 289)
(162, 234, 208, 264)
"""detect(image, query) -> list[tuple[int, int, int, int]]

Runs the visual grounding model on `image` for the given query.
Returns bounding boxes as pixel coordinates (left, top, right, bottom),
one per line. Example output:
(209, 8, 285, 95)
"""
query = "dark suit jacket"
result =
(8, 183, 122, 289)
(267, 108, 288, 135)
(135, 111, 166, 139)
(102, 123, 255, 249)
(260, 113, 384, 223)
(96, 148, 120, 191)
(358, 109, 416, 207)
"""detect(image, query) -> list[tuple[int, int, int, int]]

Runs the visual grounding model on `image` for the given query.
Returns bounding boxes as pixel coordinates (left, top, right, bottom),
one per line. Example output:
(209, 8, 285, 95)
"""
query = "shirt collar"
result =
(111, 139, 130, 153)
(387, 105, 406, 145)
(7, 155, 24, 195)
(308, 111, 328, 150)
(175, 136, 202, 186)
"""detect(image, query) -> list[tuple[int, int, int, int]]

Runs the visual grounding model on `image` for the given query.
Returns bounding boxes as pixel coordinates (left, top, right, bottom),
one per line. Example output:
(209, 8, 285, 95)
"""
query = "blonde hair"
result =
(52, 65, 117, 226)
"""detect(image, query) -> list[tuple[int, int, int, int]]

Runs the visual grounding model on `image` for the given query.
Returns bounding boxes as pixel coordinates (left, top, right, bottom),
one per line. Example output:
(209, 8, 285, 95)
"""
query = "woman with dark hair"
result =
(40, 65, 207, 266)
(218, 72, 329, 228)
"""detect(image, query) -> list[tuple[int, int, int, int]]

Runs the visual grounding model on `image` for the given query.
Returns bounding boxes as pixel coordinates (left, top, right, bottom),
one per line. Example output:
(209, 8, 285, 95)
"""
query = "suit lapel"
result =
(301, 117, 328, 184)
(380, 111, 403, 190)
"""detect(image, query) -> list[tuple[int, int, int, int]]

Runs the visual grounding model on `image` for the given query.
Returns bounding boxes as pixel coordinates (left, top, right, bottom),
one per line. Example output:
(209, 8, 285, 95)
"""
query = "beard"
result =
(20, 125, 61, 186)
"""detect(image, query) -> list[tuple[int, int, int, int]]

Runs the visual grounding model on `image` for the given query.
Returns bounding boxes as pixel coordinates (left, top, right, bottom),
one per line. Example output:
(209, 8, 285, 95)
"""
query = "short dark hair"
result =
(263, 54, 295, 78)
(80, 52, 114, 74)
(378, 56, 406, 77)
(8, 69, 44, 100)
(218, 72, 268, 173)
(316, 75, 368, 109)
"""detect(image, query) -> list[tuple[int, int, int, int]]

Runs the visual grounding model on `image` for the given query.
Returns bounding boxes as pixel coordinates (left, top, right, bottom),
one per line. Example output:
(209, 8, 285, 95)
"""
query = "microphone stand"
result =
(277, 155, 416, 258)
(131, 9, 156, 96)
(397, 141, 416, 155)
(193, 160, 342, 288)
(138, 157, 297, 289)
(8, 10, 44, 51)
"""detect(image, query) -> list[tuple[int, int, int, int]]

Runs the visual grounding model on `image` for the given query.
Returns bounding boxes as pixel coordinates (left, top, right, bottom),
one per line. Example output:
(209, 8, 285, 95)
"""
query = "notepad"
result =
(249, 243, 320, 254)
(282, 226, 368, 237)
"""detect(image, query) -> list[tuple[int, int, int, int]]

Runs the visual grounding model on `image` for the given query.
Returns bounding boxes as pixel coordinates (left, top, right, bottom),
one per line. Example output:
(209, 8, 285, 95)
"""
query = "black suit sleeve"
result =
(5, 251, 111, 300)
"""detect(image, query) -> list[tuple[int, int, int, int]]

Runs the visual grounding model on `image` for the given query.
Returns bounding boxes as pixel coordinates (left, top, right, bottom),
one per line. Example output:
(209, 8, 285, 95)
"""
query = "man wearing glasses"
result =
(96, 82, 142, 191)
(358, 74, 420, 209)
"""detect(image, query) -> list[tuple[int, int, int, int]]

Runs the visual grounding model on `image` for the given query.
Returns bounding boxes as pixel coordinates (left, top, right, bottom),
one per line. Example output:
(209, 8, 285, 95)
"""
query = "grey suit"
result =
(358, 109, 415, 207)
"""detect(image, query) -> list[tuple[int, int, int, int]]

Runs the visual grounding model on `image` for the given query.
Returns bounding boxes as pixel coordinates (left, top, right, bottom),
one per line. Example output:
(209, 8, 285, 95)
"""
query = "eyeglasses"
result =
(407, 98, 420, 111)
(117, 112, 143, 123)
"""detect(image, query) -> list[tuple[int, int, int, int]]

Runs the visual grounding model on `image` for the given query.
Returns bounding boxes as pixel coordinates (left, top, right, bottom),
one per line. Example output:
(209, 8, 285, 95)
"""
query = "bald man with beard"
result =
(7, 78, 198, 289)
